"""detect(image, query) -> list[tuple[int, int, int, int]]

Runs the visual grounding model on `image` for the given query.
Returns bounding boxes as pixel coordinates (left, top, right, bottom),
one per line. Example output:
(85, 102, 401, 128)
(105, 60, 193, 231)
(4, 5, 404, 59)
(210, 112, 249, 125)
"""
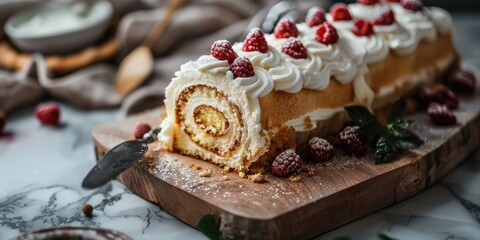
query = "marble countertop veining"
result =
(1, 12, 480, 240)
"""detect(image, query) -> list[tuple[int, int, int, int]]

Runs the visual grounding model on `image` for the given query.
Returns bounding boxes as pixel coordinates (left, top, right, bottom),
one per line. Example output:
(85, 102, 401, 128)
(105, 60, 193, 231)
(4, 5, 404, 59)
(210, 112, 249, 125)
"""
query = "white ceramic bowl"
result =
(5, 1, 113, 55)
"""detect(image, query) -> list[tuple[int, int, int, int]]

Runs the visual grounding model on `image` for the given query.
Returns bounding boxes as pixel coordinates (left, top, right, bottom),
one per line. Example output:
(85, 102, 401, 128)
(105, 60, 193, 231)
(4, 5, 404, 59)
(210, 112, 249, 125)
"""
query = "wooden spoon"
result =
(115, 0, 184, 96)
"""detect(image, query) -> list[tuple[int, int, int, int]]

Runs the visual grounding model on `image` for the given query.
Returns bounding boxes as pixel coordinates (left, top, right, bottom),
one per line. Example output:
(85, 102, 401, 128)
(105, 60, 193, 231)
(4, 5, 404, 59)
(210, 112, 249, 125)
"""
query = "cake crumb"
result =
(147, 162, 157, 169)
(221, 166, 230, 174)
(188, 164, 195, 168)
(222, 176, 229, 181)
(248, 173, 266, 183)
(199, 168, 212, 177)
(303, 166, 316, 177)
(288, 175, 302, 182)
(82, 204, 93, 217)
(194, 164, 202, 170)
(238, 171, 246, 179)
(304, 116, 313, 130)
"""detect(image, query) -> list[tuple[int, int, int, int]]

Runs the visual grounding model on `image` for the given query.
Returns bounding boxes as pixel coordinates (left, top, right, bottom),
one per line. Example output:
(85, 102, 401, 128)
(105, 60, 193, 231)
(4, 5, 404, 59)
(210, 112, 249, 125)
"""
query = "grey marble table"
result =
(1, 12, 479, 240)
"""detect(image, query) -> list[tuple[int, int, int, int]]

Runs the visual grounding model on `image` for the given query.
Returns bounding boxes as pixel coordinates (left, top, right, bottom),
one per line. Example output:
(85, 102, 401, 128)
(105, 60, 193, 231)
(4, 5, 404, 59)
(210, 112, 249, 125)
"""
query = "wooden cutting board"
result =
(92, 93, 480, 240)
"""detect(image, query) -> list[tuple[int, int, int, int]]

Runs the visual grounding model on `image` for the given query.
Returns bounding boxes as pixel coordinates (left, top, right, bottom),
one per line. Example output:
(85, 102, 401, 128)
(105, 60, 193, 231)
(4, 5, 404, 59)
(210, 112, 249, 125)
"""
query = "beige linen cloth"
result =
(0, 0, 321, 115)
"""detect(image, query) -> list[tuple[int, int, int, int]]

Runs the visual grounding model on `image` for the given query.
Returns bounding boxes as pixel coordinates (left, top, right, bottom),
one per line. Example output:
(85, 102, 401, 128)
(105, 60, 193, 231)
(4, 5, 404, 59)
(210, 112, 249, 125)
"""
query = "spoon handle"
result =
(142, 127, 162, 144)
(143, 0, 185, 49)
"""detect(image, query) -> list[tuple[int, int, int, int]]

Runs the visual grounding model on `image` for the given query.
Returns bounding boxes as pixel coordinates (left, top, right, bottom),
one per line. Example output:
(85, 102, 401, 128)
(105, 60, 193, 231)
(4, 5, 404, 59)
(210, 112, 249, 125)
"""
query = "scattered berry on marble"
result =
(82, 204, 93, 217)
(448, 70, 476, 93)
(401, 0, 423, 12)
(271, 149, 300, 177)
(281, 39, 308, 59)
(330, 3, 352, 21)
(211, 40, 237, 64)
(427, 103, 457, 126)
(230, 57, 255, 78)
(308, 137, 334, 162)
(35, 103, 60, 126)
(352, 19, 374, 37)
(243, 28, 268, 53)
(134, 122, 152, 139)
(316, 23, 339, 45)
(339, 126, 367, 156)
(306, 7, 326, 27)
(357, 0, 380, 5)
(274, 18, 299, 38)
(373, 8, 395, 26)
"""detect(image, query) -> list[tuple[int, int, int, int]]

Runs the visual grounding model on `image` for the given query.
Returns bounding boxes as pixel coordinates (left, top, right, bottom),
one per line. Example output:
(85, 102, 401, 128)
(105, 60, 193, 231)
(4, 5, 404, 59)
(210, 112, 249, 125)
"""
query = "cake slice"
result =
(158, 0, 458, 173)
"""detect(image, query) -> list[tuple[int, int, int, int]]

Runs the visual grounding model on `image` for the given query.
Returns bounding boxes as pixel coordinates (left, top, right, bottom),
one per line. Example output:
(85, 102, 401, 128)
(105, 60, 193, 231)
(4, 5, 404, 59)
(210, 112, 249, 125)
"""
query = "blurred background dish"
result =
(4, 0, 113, 55)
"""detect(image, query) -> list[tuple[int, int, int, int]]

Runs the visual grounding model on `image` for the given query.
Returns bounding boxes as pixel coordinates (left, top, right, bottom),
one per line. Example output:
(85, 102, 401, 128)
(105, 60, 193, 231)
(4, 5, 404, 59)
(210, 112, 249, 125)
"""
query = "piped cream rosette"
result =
(159, 55, 271, 171)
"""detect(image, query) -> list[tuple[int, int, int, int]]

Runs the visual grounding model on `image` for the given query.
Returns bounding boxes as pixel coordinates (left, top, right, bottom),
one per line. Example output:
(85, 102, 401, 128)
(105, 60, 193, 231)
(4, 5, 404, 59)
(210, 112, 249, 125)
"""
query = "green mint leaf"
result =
(387, 97, 407, 123)
(345, 106, 384, 136)
(197, 213, 223, 240)
(387, 119, 413, 130)
(378, 233, 398, 240)
(375, 135, 399, 164)
(389, 128, 424, 150)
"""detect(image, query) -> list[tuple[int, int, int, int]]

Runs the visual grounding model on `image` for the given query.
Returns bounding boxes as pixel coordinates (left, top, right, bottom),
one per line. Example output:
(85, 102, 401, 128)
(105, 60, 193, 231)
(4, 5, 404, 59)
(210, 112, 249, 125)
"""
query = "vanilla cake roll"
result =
(159, 0, 458, 172)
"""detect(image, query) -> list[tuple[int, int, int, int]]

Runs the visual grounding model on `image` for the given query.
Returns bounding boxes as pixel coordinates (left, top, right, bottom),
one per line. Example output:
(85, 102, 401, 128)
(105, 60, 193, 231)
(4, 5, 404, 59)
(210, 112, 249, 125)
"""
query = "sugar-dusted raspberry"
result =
(415, 87, 436, 109)
(211, 40, 237, 64)
(271, 149, 301, 177)
(316, 23, 339, 45)
(401, 0, 423, 12)
(274, 18, 298, 39)
(357, 0, 380, 5)
(330, 3, 352, 21)
(281, 39, 308, 59)
(35, 103, 60, 126)
(308, 137, 334, 162)
(352, 19, 374, 37)
(306, 7, 326, 27)
(339, 126, 367, 156)
(230, 57, 255, 78)
(134, 122, 151, 139)
(434, 85, 459, 110)
(448, 70, 476, 93)
(373, 8, 395, 26)
(427, 103, 457, 126)
(243, 28, 268, 53)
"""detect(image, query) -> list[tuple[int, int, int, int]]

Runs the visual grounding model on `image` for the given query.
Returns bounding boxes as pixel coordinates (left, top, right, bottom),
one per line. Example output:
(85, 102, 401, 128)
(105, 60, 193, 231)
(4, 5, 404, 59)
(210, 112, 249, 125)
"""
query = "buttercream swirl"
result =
(390, 3, 437, 42)
(236, 68, 274, 98)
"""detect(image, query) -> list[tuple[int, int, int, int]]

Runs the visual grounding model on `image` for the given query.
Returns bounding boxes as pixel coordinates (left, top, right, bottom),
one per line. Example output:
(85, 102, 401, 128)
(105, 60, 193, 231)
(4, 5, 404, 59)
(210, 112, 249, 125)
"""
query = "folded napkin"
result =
(0, 0, 322, 115)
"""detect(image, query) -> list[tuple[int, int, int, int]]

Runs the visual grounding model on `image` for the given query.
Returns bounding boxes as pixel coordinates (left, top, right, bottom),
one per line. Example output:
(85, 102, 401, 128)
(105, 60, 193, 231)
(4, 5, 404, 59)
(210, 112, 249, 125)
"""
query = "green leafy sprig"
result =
(345, 97, 423, 164)
(197, 213, 224, 240)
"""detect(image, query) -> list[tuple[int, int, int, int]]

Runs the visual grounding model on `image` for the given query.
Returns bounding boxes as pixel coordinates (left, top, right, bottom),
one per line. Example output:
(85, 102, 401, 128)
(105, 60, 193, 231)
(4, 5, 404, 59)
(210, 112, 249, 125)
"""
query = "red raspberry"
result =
(330, 3, 352, 21)
(316, 23, 339, 45)
(35, 103, 60, 126)
(434, 85, 459, 110)
(339, 126, 367, 156)
(271, 149, 300, 177)
(352, 19, 374, 37)
(415, 87, 436, 109)
(134, 122, 151, 139)
(274, 18, 298, 39)
(211, 40, 237, 64)
(306, 7, 326, 27)
(373, 9, 395, 26)
(401, 0, 423, 12)
(308, 137, 334, 162)
(281, 39, 308, 59)
(242, 28, 268, 53)
(427, 103, 457, 126)
(357, 0, 380, 5)
(230, 57, 255, 78)
(448, 70, 476, 93)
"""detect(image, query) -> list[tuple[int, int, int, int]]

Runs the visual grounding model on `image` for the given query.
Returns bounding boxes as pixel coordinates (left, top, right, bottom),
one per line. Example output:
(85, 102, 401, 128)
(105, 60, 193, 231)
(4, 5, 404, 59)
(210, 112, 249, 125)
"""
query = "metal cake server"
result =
(82, 127, 161, 189)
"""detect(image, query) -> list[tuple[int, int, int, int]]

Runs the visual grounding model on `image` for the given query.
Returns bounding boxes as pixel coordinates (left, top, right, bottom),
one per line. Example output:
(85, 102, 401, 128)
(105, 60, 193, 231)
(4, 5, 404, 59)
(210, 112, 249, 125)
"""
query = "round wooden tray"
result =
(0, 36, 119, 75)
